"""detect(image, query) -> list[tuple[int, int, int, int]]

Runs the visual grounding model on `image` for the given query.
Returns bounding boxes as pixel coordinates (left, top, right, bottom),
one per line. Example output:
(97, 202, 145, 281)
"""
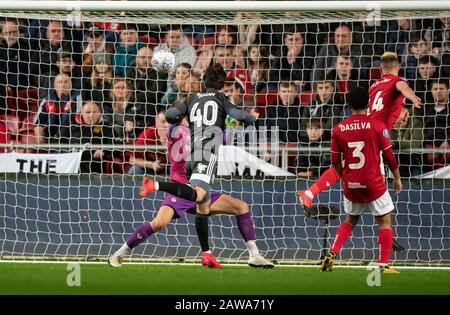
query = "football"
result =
(151, 50, 176, 73)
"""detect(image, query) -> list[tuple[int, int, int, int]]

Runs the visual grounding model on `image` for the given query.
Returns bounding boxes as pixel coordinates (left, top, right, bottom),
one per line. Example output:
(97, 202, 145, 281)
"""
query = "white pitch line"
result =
(1, 260, 450, 270)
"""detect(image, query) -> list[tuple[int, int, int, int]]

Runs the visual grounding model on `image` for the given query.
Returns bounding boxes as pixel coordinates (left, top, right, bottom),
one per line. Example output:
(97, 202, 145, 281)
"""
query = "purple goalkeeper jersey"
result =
(167, 123, 190, 184)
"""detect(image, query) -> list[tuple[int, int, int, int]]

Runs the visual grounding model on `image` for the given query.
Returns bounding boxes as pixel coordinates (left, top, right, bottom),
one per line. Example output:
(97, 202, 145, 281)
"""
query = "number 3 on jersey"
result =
(348, 141, 365, 169)
(190, 101, 218, 127)
(371, 91, 384, 112)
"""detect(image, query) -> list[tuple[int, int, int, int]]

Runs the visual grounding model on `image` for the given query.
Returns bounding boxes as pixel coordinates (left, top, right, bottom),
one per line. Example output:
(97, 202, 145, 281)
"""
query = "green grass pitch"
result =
(0, 262, 449, 295)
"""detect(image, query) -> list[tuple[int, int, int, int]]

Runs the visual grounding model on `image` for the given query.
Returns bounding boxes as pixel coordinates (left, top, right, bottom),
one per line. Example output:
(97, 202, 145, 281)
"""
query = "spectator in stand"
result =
(161, 63, 192, 106)
(296, 118, 331, 178)
(404, 33, 431, 80)
(154, 25, 197, 68)
(390, 107, 424, 177)
(127, 109, 168, 175)
(236, 12, 261, 48)
(103, 77, 141, 143)
(352, 19, 388, 65)
(300, 77, 344, 139)
(178, 72, 201, 98)
(113, 23, 146, 77)
(429, 16, 450, 76)
(82, 24, 115, 77)
(325, 55, 368, 99)
(40, 51, 82, 96)
(265, 81, 304, 143)
(412, 55, 440, 105)
(424, 15, 450, 56)
(181, 25, 215, 42)
(30, 20, 82, 84)
(81, 53, 114, 105)
(34, 73, 80, 144)
(386, 17, 420, 59)
(246, 44, 271, 94)
(194, 25, 240, 76)
(58, 101, 114, 173)
(0, 19, 33, 100)
(311, 24, 366, 84)
(422, 79, 450, 170)
(213, 44, 253, 100)
(223, 79, 246, 108)
(269, 27, 314, 92)
(127, 46, 168, 114)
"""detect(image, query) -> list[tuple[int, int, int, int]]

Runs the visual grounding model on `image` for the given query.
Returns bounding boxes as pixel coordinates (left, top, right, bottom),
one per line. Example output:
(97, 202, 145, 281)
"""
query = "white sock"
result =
(154, 181, 159, 191)
(245, 241, 260, 257)
(115, 243, 131, 256)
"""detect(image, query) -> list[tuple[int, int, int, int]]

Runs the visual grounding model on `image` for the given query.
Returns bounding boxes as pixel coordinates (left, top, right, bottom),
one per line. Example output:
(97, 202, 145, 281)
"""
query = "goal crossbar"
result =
(1, 1, 450, 12)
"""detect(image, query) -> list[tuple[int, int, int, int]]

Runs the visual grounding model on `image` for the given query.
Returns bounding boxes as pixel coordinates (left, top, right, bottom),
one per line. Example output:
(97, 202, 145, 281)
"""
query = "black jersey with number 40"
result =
(165, 88, 257, 150)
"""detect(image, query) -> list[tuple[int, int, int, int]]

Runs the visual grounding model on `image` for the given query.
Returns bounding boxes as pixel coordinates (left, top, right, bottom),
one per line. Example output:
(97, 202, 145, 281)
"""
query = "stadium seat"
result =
(299, 91, 317, 105)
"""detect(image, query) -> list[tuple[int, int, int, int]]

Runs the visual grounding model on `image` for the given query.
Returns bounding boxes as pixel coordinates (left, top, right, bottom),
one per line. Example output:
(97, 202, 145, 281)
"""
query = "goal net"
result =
(0, 1, 449, 266)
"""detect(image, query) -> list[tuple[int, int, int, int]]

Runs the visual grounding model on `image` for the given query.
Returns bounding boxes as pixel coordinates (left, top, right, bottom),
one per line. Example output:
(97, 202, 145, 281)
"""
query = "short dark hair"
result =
(419, 55, 439, 66)
(307, 118, 323, 129)
(167, 24, 182, 32)
(224, 79, 244, 92)
(431, 79, 450, 89)
(316, 75, 335, 87)
(203, 64, 227, 90)
(121, 23, 138, 31)
(279, 81, 296, 89)
(214, 44, 234, 52)
(347, 86, 369, 110)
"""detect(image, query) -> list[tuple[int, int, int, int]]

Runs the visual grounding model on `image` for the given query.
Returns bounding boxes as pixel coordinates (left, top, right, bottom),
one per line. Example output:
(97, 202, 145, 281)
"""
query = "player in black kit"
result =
(165, 64, 259, 268)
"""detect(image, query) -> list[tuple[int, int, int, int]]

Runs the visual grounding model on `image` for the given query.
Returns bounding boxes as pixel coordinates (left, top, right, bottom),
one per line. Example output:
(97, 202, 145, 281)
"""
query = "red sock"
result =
(330, 222, 353, 254)
(309, 167, 341, 196)
(378, 228, 393, 264)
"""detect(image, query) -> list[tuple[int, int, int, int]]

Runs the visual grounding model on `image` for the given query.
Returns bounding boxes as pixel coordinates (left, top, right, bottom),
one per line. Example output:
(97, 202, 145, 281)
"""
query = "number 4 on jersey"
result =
(371, 91, 384, 112)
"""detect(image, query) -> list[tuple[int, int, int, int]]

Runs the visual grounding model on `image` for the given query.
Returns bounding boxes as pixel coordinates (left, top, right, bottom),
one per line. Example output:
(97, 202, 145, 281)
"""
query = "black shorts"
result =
(187, 153, 218, 188)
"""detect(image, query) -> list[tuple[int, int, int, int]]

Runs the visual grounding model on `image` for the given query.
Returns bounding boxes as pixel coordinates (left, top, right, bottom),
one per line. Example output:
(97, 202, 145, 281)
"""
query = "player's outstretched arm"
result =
(396, 81, 422, 109)
(227, 106, 258, 124)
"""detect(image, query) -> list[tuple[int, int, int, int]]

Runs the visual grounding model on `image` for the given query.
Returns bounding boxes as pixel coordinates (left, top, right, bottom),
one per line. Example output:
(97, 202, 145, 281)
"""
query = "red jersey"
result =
(368, 73, 407, 132)
(331, 114, 398, 203)
(131, 126, 167, 165)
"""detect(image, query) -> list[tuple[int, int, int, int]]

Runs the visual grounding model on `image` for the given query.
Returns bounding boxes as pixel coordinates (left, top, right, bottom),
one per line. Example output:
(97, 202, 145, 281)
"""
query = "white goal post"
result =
(0, 1, 449, 266)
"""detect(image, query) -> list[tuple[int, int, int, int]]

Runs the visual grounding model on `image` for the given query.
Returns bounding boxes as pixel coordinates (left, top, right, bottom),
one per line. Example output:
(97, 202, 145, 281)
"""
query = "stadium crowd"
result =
(0, 17, 449, 176)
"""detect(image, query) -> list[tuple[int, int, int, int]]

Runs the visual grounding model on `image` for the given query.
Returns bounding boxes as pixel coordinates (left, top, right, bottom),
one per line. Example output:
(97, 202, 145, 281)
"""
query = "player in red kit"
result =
(320, 87, 402, 273)
(298, 52, 420, 208)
